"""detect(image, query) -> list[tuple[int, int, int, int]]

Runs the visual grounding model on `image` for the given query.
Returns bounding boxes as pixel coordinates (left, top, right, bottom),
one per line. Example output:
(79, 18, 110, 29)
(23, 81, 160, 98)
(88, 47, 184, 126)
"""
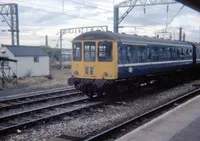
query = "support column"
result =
(114, 7, 119, 33)
(179, 27, 182, 41)
(15, 4, 19, 47)
(45, 35, 48, 47)
(10, 5, 15, 47)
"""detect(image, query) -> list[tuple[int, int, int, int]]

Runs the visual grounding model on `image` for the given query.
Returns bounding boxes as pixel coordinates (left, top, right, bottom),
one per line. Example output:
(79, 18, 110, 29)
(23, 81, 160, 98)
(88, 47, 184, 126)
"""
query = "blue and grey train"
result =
(68, 31, 200, 97)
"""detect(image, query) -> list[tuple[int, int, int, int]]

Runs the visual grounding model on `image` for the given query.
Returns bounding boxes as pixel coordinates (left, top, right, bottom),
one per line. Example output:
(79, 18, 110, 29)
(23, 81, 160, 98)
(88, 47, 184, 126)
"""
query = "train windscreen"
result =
(73, 42, 82, 61)
(84, 42, 96, 62)
(98, 42, 112, 62)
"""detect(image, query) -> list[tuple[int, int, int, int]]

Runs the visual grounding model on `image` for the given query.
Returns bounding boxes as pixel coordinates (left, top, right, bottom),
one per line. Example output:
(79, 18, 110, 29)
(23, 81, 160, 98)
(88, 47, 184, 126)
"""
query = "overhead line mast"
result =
(114, 0, 177, 33)
(0, 3, 19, 47)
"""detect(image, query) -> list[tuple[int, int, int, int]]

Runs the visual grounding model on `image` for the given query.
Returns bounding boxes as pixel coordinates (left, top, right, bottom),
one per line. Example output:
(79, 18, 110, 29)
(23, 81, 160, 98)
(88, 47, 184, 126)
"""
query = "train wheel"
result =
(86, 92, 95, 99)
(97, 92, 105, 98)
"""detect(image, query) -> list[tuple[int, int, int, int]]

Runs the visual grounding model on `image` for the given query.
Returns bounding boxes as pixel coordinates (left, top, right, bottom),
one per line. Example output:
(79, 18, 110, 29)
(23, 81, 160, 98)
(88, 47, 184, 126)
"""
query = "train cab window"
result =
(98, 42, 112, 62)
(73, 42, 82, 61)
(84, 42, 96, 62)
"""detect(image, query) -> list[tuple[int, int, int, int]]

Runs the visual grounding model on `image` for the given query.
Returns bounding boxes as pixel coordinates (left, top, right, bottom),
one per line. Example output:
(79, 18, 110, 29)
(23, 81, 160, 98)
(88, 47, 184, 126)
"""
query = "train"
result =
(68, 31, 200, 98)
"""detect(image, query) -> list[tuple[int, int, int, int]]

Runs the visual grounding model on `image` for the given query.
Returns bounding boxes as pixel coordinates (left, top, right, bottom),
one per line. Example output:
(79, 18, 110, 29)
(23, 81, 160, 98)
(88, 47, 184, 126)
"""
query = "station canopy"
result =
(176, 0, 200, 12)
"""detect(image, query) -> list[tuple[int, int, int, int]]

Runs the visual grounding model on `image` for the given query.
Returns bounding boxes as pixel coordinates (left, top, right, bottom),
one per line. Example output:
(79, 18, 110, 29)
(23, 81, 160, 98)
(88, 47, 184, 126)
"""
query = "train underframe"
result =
(68, 73, 175, 98)
(68, 66, 200, 98)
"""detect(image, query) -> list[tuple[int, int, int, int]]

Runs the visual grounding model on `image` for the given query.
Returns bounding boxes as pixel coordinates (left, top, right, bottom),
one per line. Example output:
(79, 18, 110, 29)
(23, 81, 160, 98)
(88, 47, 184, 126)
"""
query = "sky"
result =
(0, 0, 200, 48)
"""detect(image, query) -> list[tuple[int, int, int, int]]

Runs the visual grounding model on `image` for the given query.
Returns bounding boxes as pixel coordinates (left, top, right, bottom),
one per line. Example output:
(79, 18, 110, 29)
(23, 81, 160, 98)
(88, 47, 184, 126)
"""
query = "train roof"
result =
(73, 31, 192, 47)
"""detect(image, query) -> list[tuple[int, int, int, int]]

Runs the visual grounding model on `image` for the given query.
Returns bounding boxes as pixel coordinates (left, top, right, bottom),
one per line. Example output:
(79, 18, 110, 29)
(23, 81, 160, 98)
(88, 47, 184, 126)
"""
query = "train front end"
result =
(68, 32, 118, 97)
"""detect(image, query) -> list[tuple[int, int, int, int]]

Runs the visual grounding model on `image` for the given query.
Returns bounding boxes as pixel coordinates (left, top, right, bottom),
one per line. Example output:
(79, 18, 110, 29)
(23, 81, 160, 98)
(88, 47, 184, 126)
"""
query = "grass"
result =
(50, 61, 71, 69)
(1, 61, 72, 90)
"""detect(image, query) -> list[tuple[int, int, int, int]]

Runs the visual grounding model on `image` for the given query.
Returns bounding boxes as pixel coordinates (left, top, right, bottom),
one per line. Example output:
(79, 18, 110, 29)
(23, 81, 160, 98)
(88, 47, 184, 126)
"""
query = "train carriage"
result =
(68, 31, 200, 97)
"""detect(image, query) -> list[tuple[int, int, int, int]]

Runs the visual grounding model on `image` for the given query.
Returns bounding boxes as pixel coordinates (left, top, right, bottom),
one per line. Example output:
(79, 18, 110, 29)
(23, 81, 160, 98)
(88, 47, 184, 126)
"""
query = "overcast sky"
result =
(0, 0, 200, 48)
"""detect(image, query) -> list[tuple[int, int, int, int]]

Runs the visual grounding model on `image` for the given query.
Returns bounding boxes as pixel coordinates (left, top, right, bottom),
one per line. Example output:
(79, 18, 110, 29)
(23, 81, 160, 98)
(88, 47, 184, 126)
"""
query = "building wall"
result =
(0, 47, 15, 59)
(0, 47, 50, 78)
(0, 47, 17, 77)
(16, 56, 49, 77)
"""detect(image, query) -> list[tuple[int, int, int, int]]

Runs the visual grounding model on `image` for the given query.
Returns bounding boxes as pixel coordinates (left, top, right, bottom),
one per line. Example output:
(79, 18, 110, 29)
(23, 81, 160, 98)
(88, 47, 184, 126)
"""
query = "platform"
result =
(116, 94, 200, 141)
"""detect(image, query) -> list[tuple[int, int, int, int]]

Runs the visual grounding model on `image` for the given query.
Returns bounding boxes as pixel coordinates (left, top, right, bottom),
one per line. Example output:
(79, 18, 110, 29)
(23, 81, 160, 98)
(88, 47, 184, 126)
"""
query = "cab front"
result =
(68, 40, 118, 97)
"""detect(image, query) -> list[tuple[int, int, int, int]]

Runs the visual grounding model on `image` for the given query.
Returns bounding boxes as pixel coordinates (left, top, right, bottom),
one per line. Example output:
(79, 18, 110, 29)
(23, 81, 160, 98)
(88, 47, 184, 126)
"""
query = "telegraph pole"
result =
(62, 0, 64, 13)
(183, 32, 186, 42)
(179, 27, 182, 41)
(59, 30, 63, 69)
(45, 35, 48, 47)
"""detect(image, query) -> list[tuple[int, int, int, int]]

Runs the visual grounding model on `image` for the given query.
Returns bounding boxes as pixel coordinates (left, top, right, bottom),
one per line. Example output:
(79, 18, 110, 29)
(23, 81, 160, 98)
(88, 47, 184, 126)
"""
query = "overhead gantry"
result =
(113, 0, 177, 33)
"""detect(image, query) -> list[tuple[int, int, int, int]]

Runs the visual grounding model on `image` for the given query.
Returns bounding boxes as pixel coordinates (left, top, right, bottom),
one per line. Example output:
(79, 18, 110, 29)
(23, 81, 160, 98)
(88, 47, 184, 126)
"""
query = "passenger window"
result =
(169, 48, 173, 60)
(73, 42, 82, 61)
(181, 48, 184, 55)
(84, 42, 96, 62)
(126, 45, 145, 63)
(138, 47, 146, 62)
(98, 42, 112, 62)
(118, 47, 123, 64)
(186, 49, 189, 55)
(153, 47, 159, 61)
(127, 46, 131, 63)
(177, 49, 180, 58)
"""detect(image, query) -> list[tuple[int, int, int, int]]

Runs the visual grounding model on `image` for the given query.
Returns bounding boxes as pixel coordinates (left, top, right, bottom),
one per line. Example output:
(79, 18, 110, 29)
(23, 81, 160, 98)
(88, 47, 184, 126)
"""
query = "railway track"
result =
(0, 95, 105, 135)
(0, 86, 106, 135)
(83, 88, 200, 141)
(0, 86, 78, 111)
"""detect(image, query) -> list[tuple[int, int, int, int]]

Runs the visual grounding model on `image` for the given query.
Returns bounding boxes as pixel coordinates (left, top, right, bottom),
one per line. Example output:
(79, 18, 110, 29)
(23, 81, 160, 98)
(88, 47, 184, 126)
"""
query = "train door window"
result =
(84, 42, 96, 62)
(73, 42, 82, 61)
(98, 41, 112, 62)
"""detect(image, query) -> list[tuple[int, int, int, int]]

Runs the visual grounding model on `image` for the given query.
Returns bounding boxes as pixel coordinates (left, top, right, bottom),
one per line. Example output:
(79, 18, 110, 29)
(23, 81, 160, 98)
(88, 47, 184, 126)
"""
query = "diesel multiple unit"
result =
(68, 31, 200, 98)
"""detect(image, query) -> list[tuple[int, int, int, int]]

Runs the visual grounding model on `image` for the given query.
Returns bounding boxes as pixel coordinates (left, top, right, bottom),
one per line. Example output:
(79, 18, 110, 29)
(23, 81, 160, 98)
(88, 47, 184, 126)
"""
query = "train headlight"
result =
(90, 67, 94, 75)
(72, 71, 78, 76)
